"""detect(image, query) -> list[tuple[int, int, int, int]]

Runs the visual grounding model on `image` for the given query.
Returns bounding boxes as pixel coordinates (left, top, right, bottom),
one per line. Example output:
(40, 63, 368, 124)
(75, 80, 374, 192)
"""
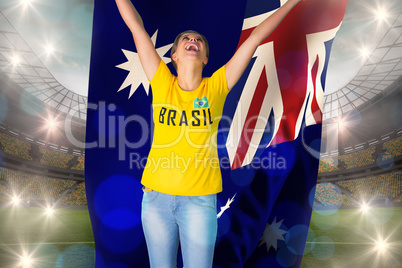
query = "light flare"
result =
(376, 9, 388, 22)
(359, 46, 370, 59)
(45, 206, 54, 216)
(18, 250, 35, 268)
(338, 118, 345, 129)
(376, 240, 388, 252)
(361, 203, 370, 214)
(12, 194, 21, 206)
(46, 118, 57, 130)
(20, 0, 33, 8)
(45, 43, 55, 56)
(12, 54, 21, 67)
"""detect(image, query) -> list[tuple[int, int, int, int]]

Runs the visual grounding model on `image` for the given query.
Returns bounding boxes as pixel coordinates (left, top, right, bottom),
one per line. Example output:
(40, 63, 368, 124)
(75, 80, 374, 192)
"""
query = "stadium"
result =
(0, 0, 401, 267)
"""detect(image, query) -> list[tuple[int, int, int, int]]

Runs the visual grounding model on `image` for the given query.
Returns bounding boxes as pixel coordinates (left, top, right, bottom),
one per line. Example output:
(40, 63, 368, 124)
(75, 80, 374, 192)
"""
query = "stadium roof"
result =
(0, 11, 88, 121)
(323, 12, 402, 120)
(0, 9, 401, 122)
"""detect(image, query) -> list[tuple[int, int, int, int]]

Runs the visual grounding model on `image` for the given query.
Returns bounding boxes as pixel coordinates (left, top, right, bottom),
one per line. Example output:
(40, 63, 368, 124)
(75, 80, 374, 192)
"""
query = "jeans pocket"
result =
(142, 189, 158, 203)
(188, 194, 216, 210)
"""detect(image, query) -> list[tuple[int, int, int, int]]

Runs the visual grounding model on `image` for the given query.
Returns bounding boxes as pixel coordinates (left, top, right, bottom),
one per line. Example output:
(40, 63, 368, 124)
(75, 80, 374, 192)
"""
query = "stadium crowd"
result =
(383, 136, 402, 158)
(0, 130, 401, 208)
(39, 147, 74, 169)
(338, 147, 376, 169)
(313, 171, 402, 208)
(0, 183, 12, 203)
(1, 130, 398, 174)
(71, 156, 85, 171)
(318, 144, 393, 173)
(1, 167, 400, 208)
(0, 132, 32, 160)
(338, 172, 402, 201)
(314, 182, 343, 207)
(61, 182, 87, 205)
(318, 158, 340, 173)
(0, 167, 76, 202)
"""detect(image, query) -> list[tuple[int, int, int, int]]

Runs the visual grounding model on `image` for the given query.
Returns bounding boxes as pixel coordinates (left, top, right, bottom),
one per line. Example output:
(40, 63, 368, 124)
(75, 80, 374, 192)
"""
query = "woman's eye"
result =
(183, 37, 189, 40)
(197, 38, 203, 42)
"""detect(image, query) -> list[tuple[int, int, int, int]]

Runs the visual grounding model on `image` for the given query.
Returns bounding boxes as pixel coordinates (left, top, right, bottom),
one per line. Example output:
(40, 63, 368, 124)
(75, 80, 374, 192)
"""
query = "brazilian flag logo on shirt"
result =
(193, 96, 210, 109)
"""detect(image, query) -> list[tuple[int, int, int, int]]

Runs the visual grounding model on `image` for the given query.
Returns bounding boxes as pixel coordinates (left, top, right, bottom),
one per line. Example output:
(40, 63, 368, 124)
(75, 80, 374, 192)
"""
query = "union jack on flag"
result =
(225, 0, 348, 170)
(215, 0, 348, 266)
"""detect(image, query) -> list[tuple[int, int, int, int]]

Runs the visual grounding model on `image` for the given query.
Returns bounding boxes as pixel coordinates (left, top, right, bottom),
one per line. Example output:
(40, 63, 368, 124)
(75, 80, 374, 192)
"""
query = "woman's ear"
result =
(203, 57, 208, 66)
(172, 52, 178, 62)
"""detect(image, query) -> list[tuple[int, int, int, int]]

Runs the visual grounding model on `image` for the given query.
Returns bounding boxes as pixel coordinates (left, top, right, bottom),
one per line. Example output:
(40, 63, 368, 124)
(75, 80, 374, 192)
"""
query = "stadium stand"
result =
(337, 172, 401, 200)
(318, 157, 340, 173)
(0, 132, 32, 160)
(0, 167, 76, 202)
(0, 125, 400, 209)
(0, 180, 12, 203)
(318, 136, 401, 173)
(341, 195, 353, 206)
(383, 136, 402, 158)
(313, 182, 343, 208)
(314, 171, 402, 208)
(61, 182, 87, 206)
(338, 146, 376, 169)
(39, 146, 74, 169)
(71, 156, 85, 171)
(337, 171, 401, 205)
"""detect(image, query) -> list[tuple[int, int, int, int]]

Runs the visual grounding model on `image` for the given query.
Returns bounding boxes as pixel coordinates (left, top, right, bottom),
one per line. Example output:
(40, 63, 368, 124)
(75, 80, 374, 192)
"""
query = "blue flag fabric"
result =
(86, 0, 348, 267)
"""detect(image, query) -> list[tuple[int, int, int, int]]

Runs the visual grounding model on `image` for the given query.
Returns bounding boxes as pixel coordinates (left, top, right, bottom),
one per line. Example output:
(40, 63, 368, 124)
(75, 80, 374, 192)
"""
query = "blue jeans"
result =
(141, 189, 217, 268)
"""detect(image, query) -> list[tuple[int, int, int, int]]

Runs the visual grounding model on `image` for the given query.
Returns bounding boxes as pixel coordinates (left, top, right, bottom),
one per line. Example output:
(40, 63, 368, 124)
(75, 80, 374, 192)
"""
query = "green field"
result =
(302, 207, 402, 268)
(0, 206, 401, 267)
(0, 207, 94, 268)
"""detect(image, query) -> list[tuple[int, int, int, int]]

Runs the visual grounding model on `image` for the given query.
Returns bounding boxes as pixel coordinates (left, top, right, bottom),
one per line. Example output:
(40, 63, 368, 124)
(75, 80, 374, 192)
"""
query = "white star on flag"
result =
(259, 217, 287, 251)
(217, 193, 237, 218)
(116, 30, 172, 98)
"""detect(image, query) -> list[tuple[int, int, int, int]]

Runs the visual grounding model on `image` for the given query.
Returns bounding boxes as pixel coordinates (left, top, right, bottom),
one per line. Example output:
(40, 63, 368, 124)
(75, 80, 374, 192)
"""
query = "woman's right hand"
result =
(115, 0, 161, 81)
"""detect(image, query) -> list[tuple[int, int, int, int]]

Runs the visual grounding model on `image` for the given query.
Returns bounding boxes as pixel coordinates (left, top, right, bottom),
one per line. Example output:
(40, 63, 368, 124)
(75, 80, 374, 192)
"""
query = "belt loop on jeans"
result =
(142, 186, 153, 193)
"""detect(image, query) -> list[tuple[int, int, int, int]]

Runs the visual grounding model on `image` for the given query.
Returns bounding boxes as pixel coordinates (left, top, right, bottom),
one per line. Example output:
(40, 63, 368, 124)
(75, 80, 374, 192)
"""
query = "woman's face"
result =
(172, 33, 208, 68)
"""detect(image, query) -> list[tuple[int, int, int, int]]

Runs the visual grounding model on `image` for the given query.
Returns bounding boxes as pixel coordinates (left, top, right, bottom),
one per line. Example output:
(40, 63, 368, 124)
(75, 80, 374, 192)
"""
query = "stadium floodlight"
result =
(360, 47, 370, 59)
(19, 252, 34, 268)
(46, 117, 58, 130)
(20, 0, 33, 8)
(375, 239, 388, 253)
(361, 203, 370, 213)
(45, 206, 54, 216)
(45, 43, 55, 56)
(11, 54, 21, 67)
(39, 113, 62, 138)
(12, 195, 21, 206)
(338, 118, 344, 129)
(376, 8, 388, 22)
(47, 119, 55, 128)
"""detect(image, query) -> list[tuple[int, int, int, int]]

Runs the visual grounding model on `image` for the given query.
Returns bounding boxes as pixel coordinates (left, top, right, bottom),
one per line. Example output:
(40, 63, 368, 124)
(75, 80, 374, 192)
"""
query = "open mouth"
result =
(185, 43, 199, 52)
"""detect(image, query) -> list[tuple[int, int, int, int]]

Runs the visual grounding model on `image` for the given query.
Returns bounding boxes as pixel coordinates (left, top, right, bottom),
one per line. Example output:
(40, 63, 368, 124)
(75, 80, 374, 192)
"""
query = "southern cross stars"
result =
(116, 30, 172, 98)
(217, 193, 237, 219)
(259, 217, 287, 251)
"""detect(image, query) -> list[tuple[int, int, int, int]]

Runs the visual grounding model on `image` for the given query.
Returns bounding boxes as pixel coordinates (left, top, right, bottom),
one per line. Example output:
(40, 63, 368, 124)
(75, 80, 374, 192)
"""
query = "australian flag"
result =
(86, 0, 348, 267)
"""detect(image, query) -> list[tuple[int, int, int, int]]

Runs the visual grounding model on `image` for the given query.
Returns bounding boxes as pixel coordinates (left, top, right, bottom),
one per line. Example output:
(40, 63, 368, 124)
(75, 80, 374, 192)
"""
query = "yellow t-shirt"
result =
(141, 61, 229, 196)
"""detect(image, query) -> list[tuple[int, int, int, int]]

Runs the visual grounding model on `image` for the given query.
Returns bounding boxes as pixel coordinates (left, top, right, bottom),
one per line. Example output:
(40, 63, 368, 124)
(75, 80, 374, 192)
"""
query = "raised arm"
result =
(225, 0, 300, 90)
(115, 0, 161, 80)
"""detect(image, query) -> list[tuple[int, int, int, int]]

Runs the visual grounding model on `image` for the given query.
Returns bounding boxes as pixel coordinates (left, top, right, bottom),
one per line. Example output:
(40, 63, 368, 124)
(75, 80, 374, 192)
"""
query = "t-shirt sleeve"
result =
(210, 65, 229, 96)
(149, 60, 174, 100)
